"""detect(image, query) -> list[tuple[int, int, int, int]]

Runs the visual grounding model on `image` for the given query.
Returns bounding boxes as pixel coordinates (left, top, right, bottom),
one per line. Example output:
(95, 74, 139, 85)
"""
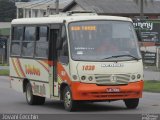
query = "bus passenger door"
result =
(56, 25, 69, 96)
(49, 24, 60, 97)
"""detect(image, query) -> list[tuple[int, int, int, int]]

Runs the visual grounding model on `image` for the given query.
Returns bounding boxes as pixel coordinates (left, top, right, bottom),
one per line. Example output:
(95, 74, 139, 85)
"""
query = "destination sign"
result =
(70, 26, 96, 31)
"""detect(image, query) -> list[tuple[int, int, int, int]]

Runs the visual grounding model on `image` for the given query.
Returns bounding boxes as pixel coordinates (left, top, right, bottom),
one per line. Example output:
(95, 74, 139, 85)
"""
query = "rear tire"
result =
(25, 83, 45, 105)
(63, 86, 77, 111)
(124, 98, 139, 109)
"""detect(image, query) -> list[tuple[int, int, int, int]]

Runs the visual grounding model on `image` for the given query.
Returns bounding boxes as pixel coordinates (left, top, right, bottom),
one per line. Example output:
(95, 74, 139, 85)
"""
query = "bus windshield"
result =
(69, 21, 142, 61)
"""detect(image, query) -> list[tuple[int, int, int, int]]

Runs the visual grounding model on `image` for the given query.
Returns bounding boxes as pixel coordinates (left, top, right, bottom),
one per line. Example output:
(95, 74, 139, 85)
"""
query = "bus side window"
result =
(35, 26, 49, 58)
(11, 26, 23, 56)
(22, 26, 36, 57)
(59, 26, 69, 64)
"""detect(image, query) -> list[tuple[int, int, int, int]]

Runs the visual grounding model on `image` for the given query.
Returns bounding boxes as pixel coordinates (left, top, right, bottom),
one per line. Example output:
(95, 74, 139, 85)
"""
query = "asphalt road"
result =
(0, 76, 160, 114)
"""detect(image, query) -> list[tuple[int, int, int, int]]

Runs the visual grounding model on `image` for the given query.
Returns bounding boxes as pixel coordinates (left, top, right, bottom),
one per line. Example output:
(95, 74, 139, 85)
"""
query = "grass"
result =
(0, 69, 9, 76)
(144, 80, 160, 93)
(0, 64, 8, 66)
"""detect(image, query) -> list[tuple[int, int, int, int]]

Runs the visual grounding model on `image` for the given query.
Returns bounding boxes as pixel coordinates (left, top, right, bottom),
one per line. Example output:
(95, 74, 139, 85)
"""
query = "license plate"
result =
(106, 88, 120, 92)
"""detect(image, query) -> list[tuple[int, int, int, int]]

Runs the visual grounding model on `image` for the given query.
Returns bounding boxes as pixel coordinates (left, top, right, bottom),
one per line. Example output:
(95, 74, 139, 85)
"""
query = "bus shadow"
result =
(44, 100, 128, 112)
(44, 100, 64, 110)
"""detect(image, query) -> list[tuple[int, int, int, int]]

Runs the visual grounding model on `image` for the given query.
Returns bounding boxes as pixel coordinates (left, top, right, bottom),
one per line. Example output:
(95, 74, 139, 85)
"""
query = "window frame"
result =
(10, 26, 24, 57)
(21, 26, 37, 58)
(10, 23, 65, 60)
(35, 26, 49, 59)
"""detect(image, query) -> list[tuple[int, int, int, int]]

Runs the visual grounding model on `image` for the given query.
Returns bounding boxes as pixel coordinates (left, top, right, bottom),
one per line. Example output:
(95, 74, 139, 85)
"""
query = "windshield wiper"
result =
(102, 54, 140, 60)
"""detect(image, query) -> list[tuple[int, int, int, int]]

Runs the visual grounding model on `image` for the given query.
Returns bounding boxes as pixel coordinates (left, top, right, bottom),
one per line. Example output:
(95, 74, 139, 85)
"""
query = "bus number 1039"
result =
(82, 65, 95, 71)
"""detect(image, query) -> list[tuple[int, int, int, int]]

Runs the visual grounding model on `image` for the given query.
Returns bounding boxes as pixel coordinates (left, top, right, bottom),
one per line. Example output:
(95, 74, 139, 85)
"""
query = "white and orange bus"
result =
(9, 12, 143, 111)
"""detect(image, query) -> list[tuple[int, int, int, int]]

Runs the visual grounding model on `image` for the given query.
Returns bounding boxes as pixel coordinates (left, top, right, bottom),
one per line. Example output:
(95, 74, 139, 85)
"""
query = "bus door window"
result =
(49, 24, 61, 86)
(50, 30, 59, 57)
(58, 26, 69, 65)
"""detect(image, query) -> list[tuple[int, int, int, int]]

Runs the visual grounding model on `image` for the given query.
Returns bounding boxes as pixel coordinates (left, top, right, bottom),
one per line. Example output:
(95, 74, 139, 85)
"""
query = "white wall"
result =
(0, 23, 11, 29)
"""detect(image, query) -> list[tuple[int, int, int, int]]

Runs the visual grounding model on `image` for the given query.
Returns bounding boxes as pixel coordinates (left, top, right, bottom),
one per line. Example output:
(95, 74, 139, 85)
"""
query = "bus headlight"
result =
(81, 76, 86, 81)
(80, 75, 96, 83)
(131, 75, 136, 80)
(88, 76, 93, 81)
(72, 75, 78, 80)
(137, 74, 141, 79)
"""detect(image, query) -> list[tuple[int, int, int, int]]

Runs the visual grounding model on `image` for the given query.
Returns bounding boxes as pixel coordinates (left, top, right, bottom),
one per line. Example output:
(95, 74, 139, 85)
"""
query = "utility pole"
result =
(55, 0, 59, 14)
(16, 8, 19, 18)
(140, 0, 144, 19)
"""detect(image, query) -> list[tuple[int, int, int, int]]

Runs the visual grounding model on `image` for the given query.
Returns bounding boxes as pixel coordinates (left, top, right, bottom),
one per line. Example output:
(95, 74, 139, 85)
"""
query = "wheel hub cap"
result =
(64, 91, 71, 107)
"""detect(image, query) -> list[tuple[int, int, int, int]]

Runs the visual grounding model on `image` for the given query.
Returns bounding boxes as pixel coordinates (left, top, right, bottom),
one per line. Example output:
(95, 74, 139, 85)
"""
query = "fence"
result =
(142, 51, 157, 66)
(141, 45, 160, 70)
(156, 47, 160, 70)
(0, 37, 8, 64)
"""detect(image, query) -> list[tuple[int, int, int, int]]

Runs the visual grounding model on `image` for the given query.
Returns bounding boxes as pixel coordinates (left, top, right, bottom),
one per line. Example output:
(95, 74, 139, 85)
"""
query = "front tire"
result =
(26, 83, 45, 105)
(124, 98, 139, 109)
(63, 86, 77, 111)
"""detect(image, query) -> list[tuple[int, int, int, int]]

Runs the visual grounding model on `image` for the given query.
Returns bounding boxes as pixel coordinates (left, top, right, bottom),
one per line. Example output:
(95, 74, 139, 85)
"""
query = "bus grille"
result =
(95, 74, 130, 85)
(88, 91, 140, 98)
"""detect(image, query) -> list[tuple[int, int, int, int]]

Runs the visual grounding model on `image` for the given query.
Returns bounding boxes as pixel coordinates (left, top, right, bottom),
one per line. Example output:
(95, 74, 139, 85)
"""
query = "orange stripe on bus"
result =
(57, 63, 72, 85)
(13, 58, 23, 77)
(47, 60, 54, 66)
(38, 60, 54, 66)
(37, 61, 49, 72)
(16, 58, 26, 77)
(11, 58, 21, 77)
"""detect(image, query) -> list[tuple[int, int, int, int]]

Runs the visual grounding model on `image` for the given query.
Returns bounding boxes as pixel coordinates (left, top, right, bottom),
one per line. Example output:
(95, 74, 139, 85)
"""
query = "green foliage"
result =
(0, 0, 16, 22)
(15, 0, 30, 1)
(21, 0, 30, 2)
(144, 80, 160, 93)
(0, 28, 10, 36)
(0, 63, 8, 66)
(0, 69, 9, 76)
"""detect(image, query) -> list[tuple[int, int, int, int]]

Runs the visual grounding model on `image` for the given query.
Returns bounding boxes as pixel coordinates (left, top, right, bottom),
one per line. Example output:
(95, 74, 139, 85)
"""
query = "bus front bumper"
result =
(71, 80, 143, 101)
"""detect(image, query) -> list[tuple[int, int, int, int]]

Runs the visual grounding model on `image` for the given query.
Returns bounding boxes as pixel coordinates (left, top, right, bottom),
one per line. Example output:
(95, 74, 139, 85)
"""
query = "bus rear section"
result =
(10, 13, 143, 111)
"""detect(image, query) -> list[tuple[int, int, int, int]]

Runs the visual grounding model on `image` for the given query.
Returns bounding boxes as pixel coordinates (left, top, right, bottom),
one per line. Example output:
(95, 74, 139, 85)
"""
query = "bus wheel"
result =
(63, 86, 77, 111)
(26, 83, 45, 105)
(124, 98, 139, 109)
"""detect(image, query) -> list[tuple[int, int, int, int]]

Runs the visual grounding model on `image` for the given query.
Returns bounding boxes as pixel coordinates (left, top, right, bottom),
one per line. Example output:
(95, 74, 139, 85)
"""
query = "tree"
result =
(14, 0, 29, 1)
(22, 0, 30, 1)
(134, 0, 153, 19)
(0, 0, 16, 22)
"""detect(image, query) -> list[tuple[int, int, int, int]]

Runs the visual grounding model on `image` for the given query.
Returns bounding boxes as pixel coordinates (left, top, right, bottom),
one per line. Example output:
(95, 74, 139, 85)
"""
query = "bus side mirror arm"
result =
(136, 29, 142, 41)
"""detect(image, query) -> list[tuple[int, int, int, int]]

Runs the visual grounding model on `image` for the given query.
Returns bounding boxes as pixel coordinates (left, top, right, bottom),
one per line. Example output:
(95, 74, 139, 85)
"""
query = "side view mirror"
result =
(136, 30, 142, 42)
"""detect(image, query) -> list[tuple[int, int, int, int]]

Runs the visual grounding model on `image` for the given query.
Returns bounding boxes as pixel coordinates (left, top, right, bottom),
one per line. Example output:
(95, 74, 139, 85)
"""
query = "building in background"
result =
(16, 0, 72, 18)
(0, 22, 10, 64)
(15, 0, 160, 19)
(62, 0, 160, 19)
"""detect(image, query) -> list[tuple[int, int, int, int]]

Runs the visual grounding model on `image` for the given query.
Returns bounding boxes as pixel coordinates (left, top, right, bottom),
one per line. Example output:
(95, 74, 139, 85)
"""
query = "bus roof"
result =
(11, 13, 132, 25)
